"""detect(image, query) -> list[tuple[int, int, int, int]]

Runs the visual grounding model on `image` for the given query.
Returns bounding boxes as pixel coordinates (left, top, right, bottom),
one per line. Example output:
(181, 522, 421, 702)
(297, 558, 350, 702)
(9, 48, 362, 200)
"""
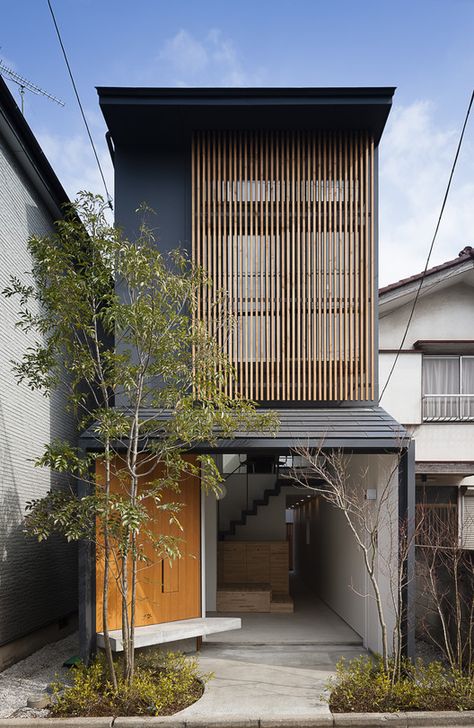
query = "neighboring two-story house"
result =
(76, 86, 415, 661)
(379, 246, 474, 546)
(0, 77, 77, 669)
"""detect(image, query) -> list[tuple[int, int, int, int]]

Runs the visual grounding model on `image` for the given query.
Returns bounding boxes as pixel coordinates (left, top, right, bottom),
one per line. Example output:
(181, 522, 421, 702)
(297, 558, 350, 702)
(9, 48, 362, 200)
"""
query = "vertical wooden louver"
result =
(192, 130, 375, 402)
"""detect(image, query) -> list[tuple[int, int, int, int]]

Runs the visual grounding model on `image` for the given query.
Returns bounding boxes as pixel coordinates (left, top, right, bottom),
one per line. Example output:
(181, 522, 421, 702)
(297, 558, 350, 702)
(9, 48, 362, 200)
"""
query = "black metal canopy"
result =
(80, 406, 409, 454)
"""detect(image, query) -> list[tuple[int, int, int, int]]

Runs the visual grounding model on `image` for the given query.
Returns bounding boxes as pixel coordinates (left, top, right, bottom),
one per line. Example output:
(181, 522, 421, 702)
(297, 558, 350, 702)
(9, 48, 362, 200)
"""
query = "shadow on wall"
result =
(0, 392, 78, 648)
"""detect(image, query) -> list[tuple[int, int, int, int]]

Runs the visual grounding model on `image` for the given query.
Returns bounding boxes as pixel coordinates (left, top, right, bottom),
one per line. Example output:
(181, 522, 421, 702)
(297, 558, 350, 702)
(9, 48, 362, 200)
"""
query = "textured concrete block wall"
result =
(0, 132, 77, 648)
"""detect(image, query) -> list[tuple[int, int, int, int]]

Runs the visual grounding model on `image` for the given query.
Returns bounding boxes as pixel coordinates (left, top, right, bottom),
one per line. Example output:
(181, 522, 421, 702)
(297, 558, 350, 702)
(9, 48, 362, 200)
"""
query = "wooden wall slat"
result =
(192, 130, 375, 403)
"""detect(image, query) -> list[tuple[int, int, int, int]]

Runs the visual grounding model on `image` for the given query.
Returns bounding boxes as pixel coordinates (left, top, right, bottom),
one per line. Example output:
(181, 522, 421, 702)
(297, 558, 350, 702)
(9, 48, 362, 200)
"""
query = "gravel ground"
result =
(416, 637, 446, 665)
(0, 632, 78, 718)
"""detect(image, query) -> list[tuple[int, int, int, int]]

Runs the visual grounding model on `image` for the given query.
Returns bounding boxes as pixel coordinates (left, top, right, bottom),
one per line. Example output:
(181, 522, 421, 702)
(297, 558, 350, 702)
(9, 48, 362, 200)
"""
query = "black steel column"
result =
(398, 439, 416, 659)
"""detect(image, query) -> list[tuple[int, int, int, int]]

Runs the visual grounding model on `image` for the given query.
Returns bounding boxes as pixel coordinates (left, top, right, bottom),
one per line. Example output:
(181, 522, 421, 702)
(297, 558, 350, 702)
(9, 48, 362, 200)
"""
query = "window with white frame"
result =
(423, 355, 474, 421)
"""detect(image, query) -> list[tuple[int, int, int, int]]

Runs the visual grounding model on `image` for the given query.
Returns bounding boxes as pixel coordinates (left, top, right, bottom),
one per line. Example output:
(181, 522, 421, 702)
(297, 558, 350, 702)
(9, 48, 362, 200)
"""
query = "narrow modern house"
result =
(379, 247, 474, 543)
(79, 86, 415, 660)
(0, 77, 77, 669)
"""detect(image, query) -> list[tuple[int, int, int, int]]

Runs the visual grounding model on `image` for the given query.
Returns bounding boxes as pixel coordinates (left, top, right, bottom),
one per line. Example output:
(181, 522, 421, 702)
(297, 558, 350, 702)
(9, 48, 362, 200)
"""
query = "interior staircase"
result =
(218, 476, 282, 540)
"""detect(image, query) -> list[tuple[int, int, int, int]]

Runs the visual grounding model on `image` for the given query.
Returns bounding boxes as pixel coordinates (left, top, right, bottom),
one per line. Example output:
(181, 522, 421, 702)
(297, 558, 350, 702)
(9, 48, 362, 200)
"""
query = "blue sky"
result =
(2, 0, 474, 284)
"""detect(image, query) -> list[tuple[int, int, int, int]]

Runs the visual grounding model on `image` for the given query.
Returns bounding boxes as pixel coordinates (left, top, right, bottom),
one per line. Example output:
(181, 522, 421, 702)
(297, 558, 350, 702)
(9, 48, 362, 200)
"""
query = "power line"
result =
(379, 89, 474, 405)
(46, 0, 113, 209)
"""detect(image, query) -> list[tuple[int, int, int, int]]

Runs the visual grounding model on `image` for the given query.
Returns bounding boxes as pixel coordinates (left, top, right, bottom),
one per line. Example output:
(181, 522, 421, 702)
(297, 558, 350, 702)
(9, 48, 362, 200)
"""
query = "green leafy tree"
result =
(3, 193, 277, 687)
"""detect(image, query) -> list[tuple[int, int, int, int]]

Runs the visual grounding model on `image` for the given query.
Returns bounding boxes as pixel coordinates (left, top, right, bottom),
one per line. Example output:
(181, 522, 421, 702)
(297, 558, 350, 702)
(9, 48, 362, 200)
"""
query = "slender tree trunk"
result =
(102, 445, 117, 688)
(121, 552, 131, 680)
(454, 556, 463, 672)
(130, 529, 137, 682)
(125, 383, 142, 685)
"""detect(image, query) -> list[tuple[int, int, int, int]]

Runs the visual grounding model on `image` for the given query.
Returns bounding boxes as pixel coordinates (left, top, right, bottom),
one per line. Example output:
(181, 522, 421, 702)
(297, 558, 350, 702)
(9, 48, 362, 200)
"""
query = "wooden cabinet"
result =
(217, 541, 289, 595)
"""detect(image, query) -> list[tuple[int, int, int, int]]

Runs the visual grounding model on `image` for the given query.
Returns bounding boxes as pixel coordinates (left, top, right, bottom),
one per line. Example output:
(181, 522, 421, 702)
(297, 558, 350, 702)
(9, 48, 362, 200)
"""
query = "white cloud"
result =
(37, 131, 114, 211)
(379, 100, 474, 286)
(159, 29, 209, 75)
(157, 28, 265, 86)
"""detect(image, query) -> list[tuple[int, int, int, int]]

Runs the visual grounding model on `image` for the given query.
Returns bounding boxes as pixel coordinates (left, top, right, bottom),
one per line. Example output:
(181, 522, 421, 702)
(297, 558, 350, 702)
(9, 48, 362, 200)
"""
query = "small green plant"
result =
(328, 655, 474, 713)
(50, 650, 210, 717)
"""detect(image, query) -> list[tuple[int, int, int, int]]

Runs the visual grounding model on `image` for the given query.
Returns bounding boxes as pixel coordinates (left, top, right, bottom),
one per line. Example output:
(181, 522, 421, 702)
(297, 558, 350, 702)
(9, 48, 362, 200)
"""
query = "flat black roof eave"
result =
(79, 437, 408, 454)
(97, 86, 395, 145)
(97, 86, 396, 103)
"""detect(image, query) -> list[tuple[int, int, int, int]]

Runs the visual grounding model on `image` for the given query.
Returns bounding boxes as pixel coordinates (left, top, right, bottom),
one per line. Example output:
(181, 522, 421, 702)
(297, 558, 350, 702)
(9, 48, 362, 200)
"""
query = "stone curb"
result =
(333, 714, 406, 726)
(0, 721, 115, 728)
(1, 712, 474, 727)
(332, 711, 474, 726)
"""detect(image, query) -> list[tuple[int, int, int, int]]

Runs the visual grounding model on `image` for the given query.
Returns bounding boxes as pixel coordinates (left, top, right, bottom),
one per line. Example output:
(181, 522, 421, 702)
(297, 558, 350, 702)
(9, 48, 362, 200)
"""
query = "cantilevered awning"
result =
(80, 406, 409, 454)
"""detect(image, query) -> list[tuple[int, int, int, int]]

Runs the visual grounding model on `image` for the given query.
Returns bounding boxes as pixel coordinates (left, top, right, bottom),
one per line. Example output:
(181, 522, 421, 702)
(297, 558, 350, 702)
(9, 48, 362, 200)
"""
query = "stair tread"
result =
(222, 478, 281, 539)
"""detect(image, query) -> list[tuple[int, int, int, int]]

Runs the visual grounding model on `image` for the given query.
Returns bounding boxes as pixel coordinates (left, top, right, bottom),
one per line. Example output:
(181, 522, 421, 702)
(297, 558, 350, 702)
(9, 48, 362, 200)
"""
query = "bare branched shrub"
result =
(417, 503, 474, 677)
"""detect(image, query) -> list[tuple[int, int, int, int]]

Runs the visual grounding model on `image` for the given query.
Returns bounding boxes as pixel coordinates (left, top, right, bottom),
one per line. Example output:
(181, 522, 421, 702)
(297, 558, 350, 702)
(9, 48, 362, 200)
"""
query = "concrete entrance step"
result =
(97, 616, 241, 651)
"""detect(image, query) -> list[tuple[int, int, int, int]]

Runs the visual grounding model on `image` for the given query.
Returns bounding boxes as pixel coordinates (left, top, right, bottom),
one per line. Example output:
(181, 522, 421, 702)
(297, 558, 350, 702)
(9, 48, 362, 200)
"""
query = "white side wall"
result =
(0, 129, 77, 648)
(294, 454, 399, 654)
(204, 493, 217, 611)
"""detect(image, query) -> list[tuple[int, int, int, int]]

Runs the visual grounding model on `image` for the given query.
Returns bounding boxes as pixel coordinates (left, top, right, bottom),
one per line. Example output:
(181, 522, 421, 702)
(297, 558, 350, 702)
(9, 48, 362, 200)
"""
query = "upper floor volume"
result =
(98, 87, 395, 406)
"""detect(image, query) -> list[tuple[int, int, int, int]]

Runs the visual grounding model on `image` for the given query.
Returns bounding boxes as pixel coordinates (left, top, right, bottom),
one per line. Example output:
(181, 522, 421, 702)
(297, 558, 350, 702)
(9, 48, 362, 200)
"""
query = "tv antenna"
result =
(0, 60, 65, 114)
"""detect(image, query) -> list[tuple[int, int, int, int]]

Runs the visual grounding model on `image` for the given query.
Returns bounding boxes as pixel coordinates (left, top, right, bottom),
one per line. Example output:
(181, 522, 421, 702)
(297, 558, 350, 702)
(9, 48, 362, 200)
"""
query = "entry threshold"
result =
(97, 616, 241, 651)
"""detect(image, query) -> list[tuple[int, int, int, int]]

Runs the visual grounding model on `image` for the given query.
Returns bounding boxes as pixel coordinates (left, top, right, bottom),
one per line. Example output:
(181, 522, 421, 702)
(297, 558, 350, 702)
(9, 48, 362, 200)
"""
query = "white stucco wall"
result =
(413, 423, 474, 463)
(379, 283, 474, 350)
(379, 352, 422, 425)
(379, 279, 474, 463)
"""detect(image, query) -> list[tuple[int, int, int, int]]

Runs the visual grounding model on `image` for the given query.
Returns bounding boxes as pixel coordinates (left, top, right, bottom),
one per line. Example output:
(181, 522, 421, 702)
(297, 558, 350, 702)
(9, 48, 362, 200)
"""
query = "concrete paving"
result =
(206, 596, 361, 645)
(176, 643, 366, 721)
(0, 584, 366, 721)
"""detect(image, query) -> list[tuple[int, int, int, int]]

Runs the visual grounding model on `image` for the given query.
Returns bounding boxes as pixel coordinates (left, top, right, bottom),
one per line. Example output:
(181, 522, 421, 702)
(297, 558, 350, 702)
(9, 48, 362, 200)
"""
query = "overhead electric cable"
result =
(379, 89, 474, 404)
(46, 0, 113, 209)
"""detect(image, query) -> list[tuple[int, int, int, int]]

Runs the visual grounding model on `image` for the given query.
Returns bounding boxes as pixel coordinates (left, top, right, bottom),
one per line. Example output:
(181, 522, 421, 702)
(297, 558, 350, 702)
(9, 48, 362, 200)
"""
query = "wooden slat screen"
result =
(192, 130, 375, 402)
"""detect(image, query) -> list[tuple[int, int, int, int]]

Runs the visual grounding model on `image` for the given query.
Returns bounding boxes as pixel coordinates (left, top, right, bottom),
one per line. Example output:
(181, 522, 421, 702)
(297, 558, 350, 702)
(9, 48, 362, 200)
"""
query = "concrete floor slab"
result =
(206, 596, 362, 645)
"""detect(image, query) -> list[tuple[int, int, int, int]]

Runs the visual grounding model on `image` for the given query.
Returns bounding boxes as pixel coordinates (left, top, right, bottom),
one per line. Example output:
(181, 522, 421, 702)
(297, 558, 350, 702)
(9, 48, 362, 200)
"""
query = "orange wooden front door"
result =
(96, 456, 201, 631)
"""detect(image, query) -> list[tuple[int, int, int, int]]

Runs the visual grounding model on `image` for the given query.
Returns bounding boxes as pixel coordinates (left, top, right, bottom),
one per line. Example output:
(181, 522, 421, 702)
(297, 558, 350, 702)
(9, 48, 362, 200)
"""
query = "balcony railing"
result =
(422, 394, 474, 421)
